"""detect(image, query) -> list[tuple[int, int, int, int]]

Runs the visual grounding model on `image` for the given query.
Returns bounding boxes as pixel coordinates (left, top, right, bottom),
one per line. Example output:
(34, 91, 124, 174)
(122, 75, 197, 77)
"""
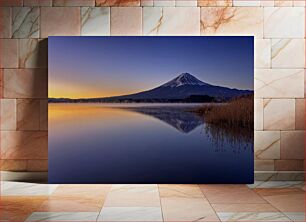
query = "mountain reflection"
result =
(122, 106, 204, 133)
(121, 106, 253, 153)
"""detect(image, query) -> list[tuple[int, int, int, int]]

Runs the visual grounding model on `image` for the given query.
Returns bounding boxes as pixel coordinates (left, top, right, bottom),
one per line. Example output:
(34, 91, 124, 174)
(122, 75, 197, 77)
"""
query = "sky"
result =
(49, 36, 254, 99)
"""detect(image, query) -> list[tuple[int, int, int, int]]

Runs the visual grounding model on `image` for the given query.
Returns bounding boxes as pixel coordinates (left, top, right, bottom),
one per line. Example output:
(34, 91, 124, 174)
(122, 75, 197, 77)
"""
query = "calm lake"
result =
(48, 103, 254, 184)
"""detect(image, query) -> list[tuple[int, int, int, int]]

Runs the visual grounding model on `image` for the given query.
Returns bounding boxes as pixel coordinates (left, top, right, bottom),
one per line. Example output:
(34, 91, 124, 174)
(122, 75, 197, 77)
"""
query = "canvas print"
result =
(48, 36, 254, 184)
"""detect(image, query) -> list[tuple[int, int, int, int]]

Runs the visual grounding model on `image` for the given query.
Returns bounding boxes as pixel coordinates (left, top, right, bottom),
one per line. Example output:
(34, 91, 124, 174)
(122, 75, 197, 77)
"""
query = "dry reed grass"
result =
(196, 94, 254, 129)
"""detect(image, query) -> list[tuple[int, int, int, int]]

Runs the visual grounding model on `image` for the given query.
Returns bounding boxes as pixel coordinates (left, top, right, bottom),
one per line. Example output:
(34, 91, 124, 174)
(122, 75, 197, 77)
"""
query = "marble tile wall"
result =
(0, 0, 304, 178)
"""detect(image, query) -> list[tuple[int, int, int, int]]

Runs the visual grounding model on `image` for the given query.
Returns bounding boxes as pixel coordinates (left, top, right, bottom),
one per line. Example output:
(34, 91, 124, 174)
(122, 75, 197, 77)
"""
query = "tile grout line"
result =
(198, 184, 222, 222)
(251, 188, 298, 221)
(157, 184, 165, 222)
(255, 191, 292, 216)
(198, 184, 296, 221)
(95, 184, 112, 221)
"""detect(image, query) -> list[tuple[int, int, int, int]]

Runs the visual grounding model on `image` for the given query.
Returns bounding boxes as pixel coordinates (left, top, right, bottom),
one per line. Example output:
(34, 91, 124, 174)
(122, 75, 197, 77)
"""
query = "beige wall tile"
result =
(19, 39, 48, 68)
(40, 99, 48, 130)
(281, 131, 304, 160)
(27, 160, 48, 171)
(274, 0, 293, 6)
(255, 160, 274, 171)
(81, 7, 110, 36)
(41, 7, 80, 38)
(24, 0, 52, 6)
(260, 0, 274, 6)
(12, 7, 39, 38)
(17, 99, 40, 130)
(111, 7, 142, 35)
(305, 70, 306, 98)
(264, 7, 305, 38)
(154, 0, 175, 6)
(198, 0, 232, 6)
(0, 99, 16, 131)
(141, 0, 153, 6)
(272, 39, 305, 68)
(255, 39, 271, 68)
(0, 0, 22, 6)
(0, 159, 27, 171)
(0, 39, 18, 68)
(143, 7, 200, 35)
(255, 69, 304, 98)
(0, 7, 11, 38)
(96, 0, 140, 6)
(200, 7, 263, 38)
(255, 131, 280, 160)
(53, 0, 95, 6)
(233, 0, 260, 6)
(263, 99, 295, 130)
(0, 69, 3, 98)
(176, 0, 197, 6)
(293, 0, 306, 6)
(255, 99, 263, 130)
(275, 160, 304, 171)
(1, 131, 48, 159)
(295, 99, 305, 130)
(3, 69, 47, 99)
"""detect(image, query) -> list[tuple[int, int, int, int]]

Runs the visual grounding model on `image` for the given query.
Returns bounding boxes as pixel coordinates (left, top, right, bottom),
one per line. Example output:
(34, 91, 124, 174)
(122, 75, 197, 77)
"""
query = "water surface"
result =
(48, 103, 253, 184)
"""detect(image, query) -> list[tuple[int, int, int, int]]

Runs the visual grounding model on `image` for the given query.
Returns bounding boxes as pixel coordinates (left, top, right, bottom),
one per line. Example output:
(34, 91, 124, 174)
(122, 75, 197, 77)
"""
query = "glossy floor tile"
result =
(38, 196, 105, 212)
(1, 181, 58, 196)
(199, 185, 266, 204)
(0, 196, 47, 221)
(0, 181, 304, 222)
(25, 212, 99, 221)
(52, 184, 111, 199)
(212, 203, 278, 212)
(283, 212, 305, 221)
(103, 184, 160, 207)
(217, 212, 291, 221)
(98, 207, 163, 221)
(248, 181, 304, 188)
(255, 188, 305, 212)
(159, 184, 204, 198)
(161, 197, 220, 221)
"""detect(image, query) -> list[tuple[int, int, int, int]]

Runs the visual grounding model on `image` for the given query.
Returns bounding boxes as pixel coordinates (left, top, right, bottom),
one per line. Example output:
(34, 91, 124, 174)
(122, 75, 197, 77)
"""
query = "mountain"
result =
(162, 73, 209, 88)
(49, 73, 253, 103)
(100, 73, 252, 101)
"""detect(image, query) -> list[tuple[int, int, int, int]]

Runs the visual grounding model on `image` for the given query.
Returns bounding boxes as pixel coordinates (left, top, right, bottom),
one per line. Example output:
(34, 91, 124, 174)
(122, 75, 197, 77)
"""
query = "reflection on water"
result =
(204, 124, 253, 154)
(122, 106, 204, 133)
(48, 103, 254, 184)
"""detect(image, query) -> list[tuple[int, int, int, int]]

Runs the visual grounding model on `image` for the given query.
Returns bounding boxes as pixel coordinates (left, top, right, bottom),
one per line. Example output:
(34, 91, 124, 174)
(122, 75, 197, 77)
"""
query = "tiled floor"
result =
(0, 181, 305, 222)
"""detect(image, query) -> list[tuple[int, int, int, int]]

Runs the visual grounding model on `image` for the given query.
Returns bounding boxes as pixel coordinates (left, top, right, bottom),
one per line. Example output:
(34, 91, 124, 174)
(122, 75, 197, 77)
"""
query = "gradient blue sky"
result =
(49, 36, 254, 99)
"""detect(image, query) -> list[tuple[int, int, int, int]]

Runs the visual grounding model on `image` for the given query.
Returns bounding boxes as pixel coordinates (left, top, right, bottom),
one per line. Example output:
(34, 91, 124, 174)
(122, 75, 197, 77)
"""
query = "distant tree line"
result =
(48, 94, 231, 103)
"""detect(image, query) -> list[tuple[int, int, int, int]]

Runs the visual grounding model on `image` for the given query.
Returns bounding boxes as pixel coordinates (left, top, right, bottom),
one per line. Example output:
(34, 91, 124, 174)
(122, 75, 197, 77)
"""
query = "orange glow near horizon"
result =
(48, 88, 136, 99)
(48, 80, 146, 99)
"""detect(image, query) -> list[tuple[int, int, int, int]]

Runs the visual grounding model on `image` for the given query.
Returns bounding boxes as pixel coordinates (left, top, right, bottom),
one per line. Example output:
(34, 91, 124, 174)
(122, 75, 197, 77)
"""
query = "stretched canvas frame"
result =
(48, 36, 254, 184)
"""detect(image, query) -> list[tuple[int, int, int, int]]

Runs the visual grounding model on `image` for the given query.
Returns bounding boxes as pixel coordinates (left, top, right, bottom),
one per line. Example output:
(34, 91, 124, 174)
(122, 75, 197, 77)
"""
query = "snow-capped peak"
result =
(162, 73, 208, 88)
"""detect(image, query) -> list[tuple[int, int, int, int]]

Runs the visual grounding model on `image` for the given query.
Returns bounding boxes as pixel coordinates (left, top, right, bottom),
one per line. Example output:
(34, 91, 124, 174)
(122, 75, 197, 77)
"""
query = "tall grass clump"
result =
(196, 94, 254, 129)
(194, 94, 254, 152)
